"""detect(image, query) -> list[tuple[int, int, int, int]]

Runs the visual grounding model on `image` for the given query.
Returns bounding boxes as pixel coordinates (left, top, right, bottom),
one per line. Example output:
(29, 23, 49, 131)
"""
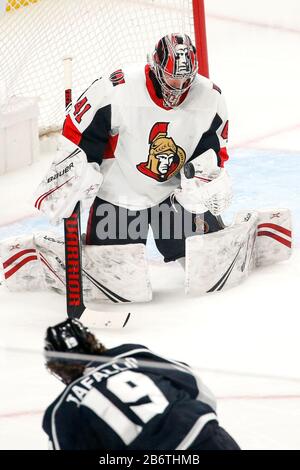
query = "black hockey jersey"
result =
(43, 344, 217, 450)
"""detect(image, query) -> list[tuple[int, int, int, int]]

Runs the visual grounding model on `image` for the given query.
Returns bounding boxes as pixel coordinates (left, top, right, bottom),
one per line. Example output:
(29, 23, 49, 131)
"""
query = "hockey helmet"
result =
(44, 318, 106, 384)
(151, 33, 198, 107)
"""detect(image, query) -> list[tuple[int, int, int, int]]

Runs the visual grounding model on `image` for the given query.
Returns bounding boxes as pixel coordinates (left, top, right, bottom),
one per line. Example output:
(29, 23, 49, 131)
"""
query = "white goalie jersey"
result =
(62, 63, 229, 210)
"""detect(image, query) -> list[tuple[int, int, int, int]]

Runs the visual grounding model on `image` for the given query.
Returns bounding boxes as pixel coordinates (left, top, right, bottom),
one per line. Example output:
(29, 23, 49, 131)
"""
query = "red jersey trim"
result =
(62, 115, 82, 146)
(218, 147, 229, 167)
(103, 134, 118, 159)
(144, 65, 189, 110)
(221, 120, 229, 140)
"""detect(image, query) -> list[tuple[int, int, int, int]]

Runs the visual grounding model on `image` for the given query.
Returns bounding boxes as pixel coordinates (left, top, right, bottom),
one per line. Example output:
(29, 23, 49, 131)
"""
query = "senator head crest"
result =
(136, 122, 186, 181)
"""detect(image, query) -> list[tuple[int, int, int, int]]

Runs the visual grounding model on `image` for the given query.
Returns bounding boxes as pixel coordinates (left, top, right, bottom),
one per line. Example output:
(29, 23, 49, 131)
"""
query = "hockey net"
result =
(0, 0, 207, 135)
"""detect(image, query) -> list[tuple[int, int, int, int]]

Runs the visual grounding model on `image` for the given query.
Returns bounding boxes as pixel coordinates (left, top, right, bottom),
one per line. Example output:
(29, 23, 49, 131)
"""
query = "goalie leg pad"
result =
(6, 233, 152, 304)
(83, 243, 152, 305)
(185, 210, 258, 295)
(0, 234, 46, 291)
(34, 233, 66, 294)
(255, 208, 292, 266)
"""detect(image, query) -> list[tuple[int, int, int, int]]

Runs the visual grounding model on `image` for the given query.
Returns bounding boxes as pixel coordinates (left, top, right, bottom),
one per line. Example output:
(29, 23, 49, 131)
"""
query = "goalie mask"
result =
(44, 318, 106, 384)
(151, 33, 198, 108)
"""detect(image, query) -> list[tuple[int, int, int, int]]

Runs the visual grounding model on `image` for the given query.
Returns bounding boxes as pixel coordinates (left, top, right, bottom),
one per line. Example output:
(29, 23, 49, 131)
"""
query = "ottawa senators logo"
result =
(136, 122, 186, 182)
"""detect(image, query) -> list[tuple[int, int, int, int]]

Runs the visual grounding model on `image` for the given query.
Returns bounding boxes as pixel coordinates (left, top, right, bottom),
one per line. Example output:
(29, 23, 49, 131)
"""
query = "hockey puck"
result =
(184, 162, 195, 179)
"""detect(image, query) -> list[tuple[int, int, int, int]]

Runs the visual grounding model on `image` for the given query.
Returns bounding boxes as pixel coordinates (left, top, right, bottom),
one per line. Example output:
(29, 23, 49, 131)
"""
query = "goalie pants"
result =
(86, 196, 223, 262)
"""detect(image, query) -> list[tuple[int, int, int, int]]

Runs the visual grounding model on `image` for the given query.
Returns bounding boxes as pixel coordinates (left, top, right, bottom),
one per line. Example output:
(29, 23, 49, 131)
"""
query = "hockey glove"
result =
(174, 149, 233, 215)
(33, 136, 103, 225)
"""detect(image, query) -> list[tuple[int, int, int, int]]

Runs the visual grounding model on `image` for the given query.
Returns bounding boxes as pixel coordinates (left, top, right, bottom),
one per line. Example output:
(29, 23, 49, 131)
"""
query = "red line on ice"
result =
(218, 395, 300, 401)
(0, 409, 44, 419)
(3, 395, 300, 419)
(231, 123, 300, 149)
(207, 13, 300, 35)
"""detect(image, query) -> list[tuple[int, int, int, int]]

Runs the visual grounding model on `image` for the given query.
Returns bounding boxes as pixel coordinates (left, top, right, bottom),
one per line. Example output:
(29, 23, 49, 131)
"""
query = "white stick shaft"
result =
(63, 56, 73, 109)
(63, 56, 73, 89)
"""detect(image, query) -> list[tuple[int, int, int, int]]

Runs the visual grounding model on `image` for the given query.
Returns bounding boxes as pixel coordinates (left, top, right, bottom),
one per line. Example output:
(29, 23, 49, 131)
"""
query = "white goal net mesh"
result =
(0, 0, 196, 135)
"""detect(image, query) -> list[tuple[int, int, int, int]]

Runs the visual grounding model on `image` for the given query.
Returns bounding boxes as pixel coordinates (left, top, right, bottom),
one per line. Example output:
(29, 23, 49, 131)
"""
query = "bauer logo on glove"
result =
(33, 136, 103, 225)
(47, 162, 74, 184)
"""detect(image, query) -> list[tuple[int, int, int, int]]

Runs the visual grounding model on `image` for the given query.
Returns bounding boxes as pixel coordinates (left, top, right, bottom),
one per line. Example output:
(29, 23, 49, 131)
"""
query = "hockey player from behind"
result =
(43, 318, 240, 450)
(35, 33, 232, 266)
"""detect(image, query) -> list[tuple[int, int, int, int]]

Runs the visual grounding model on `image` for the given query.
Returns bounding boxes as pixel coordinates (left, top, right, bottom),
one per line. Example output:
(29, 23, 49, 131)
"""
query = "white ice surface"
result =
(1, 1, 300, 450)
(1, 257, 300, 450)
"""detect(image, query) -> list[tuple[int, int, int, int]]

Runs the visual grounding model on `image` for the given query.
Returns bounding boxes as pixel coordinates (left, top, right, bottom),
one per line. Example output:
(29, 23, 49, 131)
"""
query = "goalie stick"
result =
(63, 57, 131, 329)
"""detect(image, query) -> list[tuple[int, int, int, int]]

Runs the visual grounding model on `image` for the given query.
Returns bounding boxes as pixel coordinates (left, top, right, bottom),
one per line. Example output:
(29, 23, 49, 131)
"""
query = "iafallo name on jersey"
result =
(136, 122, 186, 182)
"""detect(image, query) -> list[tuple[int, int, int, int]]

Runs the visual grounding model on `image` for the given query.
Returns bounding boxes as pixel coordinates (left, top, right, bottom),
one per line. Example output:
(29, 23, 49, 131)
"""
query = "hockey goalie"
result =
(0, 33, 292, 303)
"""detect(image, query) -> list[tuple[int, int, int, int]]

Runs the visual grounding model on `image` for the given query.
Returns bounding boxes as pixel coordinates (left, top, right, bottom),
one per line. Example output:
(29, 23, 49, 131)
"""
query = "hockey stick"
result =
(63, 57, 131, 329)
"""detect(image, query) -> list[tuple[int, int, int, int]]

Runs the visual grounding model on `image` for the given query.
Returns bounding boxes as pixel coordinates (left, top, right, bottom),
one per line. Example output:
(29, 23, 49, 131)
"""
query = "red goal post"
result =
(0, 0, 209, 135)
(192, 0, 209, 78)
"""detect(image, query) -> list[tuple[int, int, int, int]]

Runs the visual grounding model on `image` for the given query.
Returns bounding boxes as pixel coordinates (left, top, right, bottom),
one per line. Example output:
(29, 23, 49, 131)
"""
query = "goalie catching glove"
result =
(33, 136, 103, 225)
(174, 149, 233, 215)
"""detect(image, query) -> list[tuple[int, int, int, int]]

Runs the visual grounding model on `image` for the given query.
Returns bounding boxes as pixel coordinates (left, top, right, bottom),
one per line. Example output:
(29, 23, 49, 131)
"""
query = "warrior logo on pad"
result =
(136, 122, 186, 181)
